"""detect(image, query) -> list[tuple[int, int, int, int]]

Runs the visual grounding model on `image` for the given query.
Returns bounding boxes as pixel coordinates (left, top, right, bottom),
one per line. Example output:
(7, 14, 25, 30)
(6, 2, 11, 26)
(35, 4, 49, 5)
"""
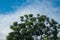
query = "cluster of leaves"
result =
(6, 14, 59, 40)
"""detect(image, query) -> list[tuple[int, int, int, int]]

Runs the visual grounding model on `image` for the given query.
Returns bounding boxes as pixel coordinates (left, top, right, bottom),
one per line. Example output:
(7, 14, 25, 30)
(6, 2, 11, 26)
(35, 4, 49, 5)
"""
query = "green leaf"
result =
(13, 22, 18, 26)
(29, 14, 33, 17)
(37, 14, 40, 17)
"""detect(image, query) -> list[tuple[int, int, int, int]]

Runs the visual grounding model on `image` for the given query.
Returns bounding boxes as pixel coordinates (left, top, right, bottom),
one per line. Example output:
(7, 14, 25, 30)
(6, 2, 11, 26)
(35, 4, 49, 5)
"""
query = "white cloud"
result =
(0, 0, 60, 40)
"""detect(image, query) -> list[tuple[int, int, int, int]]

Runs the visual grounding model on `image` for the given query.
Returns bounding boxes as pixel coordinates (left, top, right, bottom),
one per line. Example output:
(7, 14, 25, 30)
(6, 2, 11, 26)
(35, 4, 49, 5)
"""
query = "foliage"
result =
(6, 14, 59, 40)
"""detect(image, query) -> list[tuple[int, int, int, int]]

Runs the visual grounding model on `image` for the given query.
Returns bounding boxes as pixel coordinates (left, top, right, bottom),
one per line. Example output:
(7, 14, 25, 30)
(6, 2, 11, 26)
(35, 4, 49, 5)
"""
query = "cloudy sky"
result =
(0, 0, 60, 40)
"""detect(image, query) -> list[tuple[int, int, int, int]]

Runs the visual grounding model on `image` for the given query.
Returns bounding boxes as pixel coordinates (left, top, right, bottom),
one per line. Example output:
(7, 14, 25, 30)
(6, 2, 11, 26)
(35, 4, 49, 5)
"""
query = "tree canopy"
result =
(6, 14, 59, 40)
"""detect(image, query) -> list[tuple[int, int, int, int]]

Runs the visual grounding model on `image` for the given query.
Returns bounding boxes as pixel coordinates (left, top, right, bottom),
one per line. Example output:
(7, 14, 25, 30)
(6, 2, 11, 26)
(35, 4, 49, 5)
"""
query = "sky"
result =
(0, 0, 60, 40)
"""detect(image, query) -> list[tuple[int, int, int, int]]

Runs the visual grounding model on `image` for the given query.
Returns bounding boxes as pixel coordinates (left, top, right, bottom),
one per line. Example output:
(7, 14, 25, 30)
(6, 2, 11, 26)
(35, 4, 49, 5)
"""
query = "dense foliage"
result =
(6, 14, 59, 40)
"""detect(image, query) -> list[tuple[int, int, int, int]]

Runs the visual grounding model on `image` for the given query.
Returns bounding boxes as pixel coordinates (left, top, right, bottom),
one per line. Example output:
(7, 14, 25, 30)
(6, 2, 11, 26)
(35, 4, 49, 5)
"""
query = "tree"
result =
(6, 14, 59, 40)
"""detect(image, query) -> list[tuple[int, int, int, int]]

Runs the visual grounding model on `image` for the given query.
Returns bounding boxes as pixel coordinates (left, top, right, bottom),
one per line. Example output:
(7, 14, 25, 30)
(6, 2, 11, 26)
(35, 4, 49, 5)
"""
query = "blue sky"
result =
(0, 0, 26, 14)
(0, 0, 60, 40)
